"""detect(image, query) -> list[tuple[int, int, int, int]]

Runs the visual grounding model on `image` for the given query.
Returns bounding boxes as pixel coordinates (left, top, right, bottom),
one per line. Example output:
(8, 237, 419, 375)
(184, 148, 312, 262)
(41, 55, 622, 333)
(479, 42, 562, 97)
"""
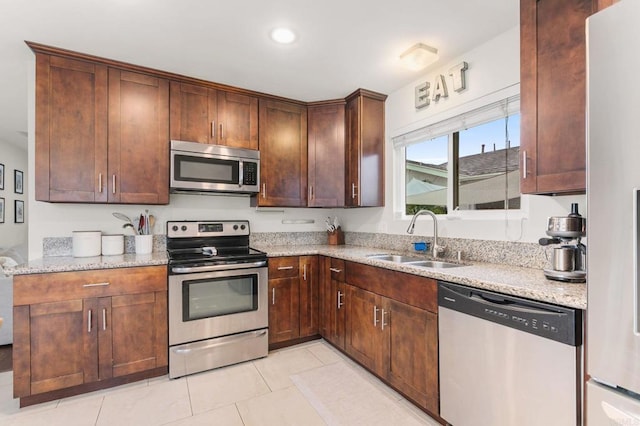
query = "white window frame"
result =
(392, 86, 525, 221)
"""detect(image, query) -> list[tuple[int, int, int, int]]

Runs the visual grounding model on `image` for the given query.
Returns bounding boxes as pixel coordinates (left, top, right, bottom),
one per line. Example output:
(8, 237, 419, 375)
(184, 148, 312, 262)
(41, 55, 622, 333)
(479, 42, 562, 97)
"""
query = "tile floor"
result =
(0, 339, 441, 425)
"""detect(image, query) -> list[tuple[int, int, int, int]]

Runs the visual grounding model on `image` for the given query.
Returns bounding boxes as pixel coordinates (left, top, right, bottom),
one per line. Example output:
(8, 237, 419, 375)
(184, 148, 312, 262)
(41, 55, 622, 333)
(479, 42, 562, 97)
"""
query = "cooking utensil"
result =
(113, 212, 133, 225)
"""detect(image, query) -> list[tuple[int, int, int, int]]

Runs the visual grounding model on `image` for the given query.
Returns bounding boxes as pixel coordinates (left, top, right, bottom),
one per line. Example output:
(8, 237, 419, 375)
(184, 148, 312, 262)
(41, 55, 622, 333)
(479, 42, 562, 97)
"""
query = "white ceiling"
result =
(0, 0, 518, 150)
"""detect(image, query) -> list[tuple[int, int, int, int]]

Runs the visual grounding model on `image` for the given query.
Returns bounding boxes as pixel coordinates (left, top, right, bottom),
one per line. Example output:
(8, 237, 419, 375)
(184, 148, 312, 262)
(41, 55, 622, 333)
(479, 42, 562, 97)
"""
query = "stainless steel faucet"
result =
(406, 209, 446, 258)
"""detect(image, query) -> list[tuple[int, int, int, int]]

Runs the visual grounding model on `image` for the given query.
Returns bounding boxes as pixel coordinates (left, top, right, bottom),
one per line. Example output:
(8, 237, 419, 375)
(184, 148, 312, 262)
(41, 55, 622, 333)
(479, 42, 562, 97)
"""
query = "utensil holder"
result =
(135, 234, 153, 255)
(327, 228, 345, 245)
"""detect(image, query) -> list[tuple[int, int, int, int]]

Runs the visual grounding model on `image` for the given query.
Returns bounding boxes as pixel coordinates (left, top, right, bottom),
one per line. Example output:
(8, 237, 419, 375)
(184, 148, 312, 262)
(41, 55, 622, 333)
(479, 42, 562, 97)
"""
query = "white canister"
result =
(72, 231, 102, 257)
(135, 234, 153, 255)
(101, 234, 124, 256)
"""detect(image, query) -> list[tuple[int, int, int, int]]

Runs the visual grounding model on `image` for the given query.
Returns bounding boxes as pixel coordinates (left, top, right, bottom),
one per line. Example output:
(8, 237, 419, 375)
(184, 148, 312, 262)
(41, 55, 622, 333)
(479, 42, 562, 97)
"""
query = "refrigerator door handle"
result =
(602, 400, 640, 423)
(635, 189, 640, 335)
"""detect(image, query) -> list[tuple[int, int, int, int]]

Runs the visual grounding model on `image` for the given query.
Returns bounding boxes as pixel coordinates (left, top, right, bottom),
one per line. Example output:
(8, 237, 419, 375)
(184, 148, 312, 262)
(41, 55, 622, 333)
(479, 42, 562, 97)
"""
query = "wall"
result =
(26, 25, 586, 259)
(340, 26, 587, 244)
(0, 139, 28, 250)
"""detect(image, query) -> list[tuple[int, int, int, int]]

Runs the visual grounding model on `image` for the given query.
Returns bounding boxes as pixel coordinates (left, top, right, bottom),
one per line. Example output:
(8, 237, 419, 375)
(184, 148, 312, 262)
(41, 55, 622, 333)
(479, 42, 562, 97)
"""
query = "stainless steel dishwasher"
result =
(438, 281, 582, 426)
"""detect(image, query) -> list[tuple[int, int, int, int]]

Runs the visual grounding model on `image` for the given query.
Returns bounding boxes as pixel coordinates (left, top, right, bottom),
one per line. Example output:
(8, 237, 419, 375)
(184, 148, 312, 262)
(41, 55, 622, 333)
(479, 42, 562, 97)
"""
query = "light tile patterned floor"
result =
(0, 340, 441, 425)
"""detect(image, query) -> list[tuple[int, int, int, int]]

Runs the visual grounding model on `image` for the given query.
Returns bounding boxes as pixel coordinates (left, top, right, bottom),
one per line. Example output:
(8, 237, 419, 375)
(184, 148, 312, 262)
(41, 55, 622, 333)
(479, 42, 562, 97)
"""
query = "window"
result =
(396, 95, 520, 215)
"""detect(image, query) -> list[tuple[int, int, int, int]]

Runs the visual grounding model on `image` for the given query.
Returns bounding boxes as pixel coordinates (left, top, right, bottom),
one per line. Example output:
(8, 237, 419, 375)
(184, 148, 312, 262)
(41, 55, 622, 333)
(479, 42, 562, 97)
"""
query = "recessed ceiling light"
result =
(270, 27, 297, 44)
(400, 43, 439, 71)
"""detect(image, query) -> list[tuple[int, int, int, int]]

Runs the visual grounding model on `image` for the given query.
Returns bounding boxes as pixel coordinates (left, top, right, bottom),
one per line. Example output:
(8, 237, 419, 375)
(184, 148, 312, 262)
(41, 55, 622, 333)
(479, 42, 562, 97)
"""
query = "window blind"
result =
(392, 95, 520, 149)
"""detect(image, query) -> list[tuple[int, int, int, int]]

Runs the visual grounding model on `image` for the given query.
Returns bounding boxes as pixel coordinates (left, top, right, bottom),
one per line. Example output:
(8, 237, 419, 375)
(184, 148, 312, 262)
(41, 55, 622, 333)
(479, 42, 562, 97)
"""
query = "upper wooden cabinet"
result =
(169, 81, 258, 150)
(520, 0, 592, 194)
(307, 102, 345, 207)
(257, 99, 308, 207)
(33, 48, 170, 204)
(345, 89, 386, 207)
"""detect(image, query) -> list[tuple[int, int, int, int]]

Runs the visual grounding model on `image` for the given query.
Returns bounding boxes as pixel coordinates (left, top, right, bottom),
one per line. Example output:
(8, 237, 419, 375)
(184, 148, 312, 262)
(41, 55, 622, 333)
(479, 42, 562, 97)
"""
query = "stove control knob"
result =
(172, 225, 178, 232)
(240, 224, 246, 230)
(181, 225, 187, 231)
(233, 224, 239, 230)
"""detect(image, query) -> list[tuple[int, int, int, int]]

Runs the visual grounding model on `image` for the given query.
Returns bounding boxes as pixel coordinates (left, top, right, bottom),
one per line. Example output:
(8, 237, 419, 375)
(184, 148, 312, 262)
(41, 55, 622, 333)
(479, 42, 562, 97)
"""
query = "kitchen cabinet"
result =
(268, 256, 319, 347)
(169, 81, 258, 150)
(13, 266, 167, 406)
(520, 0, 592, 194)
(307, 102, 345, 207)
(320, 260, 439, 414)
(256, 99, 308, 207)
(345, 89, 386, 207)
(32, 46, 170, 204)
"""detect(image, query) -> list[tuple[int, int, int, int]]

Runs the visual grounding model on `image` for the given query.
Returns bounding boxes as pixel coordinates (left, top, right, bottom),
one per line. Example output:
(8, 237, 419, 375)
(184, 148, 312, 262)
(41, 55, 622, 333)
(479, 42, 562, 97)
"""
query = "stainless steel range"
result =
(167, 220, 268, 379)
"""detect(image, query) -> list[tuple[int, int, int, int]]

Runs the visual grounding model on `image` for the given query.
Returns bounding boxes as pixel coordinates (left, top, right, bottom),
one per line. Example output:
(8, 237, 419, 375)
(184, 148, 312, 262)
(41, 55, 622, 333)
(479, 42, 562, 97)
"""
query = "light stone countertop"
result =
(3, 244, 586, 310)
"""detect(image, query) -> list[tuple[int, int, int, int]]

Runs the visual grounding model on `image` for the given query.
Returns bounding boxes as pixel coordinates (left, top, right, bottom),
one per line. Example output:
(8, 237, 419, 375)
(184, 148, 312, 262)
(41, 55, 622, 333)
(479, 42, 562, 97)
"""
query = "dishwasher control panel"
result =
(438, 281, 582, 346)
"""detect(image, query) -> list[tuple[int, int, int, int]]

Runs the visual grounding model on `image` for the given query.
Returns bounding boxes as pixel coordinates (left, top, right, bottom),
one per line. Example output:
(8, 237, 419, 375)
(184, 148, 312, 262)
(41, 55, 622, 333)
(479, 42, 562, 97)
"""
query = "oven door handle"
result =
(171, 260, 267, 274)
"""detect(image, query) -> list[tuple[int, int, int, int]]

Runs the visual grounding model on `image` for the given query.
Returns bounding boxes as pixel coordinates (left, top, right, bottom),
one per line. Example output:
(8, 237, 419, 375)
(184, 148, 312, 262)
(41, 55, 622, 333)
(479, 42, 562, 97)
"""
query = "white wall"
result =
(0, 140, 28, 250)
(26, 26, 586, 259)
(340, 26, 587, 243)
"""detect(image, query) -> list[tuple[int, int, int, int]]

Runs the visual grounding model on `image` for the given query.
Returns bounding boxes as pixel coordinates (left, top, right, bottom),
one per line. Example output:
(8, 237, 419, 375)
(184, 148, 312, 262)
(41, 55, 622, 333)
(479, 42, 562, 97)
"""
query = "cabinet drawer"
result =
(269, 257, 300, 279)
(329, 258, 346, 282)
(14, 265, 167, 306)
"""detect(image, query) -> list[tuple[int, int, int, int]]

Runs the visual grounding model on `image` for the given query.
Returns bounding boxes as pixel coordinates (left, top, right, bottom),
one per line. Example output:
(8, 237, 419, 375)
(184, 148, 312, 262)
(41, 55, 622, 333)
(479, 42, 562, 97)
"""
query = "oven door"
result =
(169, 265, 268, 346)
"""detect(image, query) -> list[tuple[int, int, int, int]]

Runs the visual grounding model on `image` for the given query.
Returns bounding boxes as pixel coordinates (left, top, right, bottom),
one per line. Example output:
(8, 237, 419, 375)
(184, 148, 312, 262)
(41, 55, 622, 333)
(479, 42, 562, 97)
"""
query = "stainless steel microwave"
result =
(170, 140, 260, 195)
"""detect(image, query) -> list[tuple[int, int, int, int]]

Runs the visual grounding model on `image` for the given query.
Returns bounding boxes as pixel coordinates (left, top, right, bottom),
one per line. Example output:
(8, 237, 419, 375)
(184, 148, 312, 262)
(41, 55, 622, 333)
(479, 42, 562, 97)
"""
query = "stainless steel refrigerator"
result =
(587, 1, 640, 423)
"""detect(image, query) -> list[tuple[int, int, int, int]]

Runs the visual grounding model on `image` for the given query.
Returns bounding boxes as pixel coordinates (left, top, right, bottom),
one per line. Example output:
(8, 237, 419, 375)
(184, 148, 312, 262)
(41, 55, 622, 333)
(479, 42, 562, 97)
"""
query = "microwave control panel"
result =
(243, 162, 258, 185)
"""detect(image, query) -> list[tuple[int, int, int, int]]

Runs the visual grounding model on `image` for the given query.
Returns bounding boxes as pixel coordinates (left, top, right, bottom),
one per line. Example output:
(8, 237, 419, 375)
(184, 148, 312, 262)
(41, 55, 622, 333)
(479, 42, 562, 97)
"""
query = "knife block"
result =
(327, 228, 345, 245)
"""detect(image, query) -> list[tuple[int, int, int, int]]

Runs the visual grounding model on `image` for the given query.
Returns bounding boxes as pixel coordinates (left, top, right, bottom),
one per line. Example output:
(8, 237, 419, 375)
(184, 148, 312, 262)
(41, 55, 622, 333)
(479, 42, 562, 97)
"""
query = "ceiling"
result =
(0, 0, 518, 150)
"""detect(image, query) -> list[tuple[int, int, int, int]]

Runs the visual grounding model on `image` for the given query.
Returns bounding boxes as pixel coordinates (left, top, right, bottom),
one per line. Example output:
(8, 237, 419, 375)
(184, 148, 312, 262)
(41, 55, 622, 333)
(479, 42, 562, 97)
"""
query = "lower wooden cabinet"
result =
(13, 266, 168, 405)
(320, 259, 439, 415)
(268, 256, 319, 346)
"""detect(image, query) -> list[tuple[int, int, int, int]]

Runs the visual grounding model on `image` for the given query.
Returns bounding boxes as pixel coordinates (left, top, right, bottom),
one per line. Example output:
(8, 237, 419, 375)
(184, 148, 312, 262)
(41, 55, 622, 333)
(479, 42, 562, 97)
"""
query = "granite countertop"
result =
(3, 244, 586, 310)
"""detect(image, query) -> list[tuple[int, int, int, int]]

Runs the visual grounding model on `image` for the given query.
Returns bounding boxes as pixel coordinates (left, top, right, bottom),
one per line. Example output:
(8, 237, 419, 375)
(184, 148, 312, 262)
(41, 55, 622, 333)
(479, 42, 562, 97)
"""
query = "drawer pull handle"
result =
(102, 308, 107, 331)
(272, 288, 276, 305)
(88, 309, 92, 333)
(277, 266, 294, 270)
(329, 268, 342, 273)
(83, 282, 110, 287)
(337, 291, 344, 309)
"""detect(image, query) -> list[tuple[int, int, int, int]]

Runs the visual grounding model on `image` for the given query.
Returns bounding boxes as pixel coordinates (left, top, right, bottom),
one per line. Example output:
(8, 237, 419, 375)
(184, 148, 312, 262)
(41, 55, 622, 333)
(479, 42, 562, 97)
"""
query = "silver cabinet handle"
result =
(373, 305, 380, 327)
(381, 309, 389, 331)
(351, 183, 357, 199)
(272, 288, 275, 305)
(220, 123, 224, 140)
(329, 268, 342, 273)
(102, 308, 107, 331)
(112, 174, 116, 194)
(308, 185, 313, 201)
(83, 282, 110, 288)
(303, 264, 307, 281)
(522, 150, 527, 179)
(87, 309, 92, 333)
(262, 183, 266, 198)
(98, 173, 103, 193)
(211, 120, 215, 138)
(277, 266, 294, 270)
(337, 291, 344, 309)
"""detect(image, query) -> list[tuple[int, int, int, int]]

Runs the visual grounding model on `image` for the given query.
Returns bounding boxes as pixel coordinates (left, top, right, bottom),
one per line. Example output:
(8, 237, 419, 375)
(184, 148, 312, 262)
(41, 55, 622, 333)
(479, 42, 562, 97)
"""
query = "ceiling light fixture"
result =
(399, 43, 439, 71)
(270, 27, 297, 44)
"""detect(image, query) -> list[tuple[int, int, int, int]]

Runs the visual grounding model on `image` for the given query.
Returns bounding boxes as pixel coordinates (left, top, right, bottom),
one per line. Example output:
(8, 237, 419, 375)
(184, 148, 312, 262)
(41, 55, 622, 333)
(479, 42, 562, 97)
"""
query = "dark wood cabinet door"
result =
(520, 0, 592, 194)
(307, 103, 345, 207)
(16, 299, 98, 397)
(344, 285, 382, 372)
(258, 99, 308, 206)
(383, 299, 439, 414)
(217, 91, 258, 150)
(108, 69, 169, 204)
(169, 81, 217, 143)
(35, 54, 108, 202)
(107, 291, 168, 378)
(268, 277, 300, 344)
(345, 90, 386, 207)
(299, 256, 319, 337)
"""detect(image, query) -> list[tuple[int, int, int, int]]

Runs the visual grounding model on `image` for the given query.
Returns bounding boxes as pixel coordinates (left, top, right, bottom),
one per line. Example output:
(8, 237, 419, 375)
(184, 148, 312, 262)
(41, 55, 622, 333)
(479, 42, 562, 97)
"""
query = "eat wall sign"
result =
(415, 62, 468, 109)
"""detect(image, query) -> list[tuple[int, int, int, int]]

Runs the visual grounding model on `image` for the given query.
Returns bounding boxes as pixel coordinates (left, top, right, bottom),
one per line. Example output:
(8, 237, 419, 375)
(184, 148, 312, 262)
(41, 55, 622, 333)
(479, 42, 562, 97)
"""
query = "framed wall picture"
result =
(0, 163, 4, 190)
(14, 169, 23, 194)
(14, 199, 24, 223)
(0, 197, 4, 223)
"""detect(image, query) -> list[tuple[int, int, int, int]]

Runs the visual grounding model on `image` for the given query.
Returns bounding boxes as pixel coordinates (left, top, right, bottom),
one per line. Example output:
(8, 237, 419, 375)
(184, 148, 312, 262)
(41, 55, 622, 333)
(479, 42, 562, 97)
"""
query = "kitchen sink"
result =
(366, 254, 464, 269)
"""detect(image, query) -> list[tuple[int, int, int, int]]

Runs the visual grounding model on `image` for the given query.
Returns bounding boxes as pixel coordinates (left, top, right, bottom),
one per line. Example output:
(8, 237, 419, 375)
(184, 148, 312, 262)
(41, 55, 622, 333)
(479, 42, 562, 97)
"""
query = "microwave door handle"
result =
(239, 161, 244, 188)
